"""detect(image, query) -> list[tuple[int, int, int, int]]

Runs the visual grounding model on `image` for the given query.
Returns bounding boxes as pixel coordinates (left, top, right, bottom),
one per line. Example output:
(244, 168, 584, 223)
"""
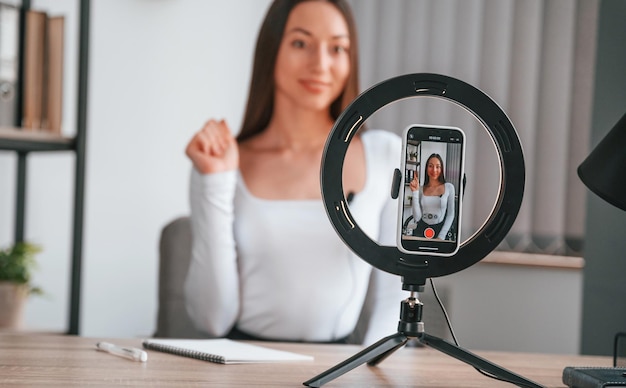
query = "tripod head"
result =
(398, 292, 424, 337)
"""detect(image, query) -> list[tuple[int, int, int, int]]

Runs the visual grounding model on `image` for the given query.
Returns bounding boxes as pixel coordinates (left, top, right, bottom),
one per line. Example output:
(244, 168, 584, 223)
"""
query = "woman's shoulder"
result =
(361, 129, 401, 156)
(444, 182, 456, 193)
(361, 129, 401, 142)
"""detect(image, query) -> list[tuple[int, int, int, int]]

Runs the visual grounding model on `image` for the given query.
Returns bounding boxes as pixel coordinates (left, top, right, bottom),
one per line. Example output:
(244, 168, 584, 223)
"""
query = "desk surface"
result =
(0, 333, 611, 387)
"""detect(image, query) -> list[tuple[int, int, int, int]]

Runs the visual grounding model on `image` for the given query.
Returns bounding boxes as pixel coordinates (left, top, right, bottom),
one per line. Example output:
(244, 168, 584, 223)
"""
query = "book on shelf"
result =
(142, 338, 314, 364)
(22, 9, 46, 130)
(22, 8, 65, 134)
(0, 2, 20, 128)
(42, 15, 64, 134)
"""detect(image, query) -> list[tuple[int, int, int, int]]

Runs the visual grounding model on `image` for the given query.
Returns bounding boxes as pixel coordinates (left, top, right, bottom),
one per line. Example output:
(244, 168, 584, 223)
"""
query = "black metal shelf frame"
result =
(0, 0, 90, 335)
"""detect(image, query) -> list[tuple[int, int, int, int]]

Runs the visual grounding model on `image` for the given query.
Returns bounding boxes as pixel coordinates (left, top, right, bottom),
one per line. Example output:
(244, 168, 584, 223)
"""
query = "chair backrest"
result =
(154, 216, 206, 338)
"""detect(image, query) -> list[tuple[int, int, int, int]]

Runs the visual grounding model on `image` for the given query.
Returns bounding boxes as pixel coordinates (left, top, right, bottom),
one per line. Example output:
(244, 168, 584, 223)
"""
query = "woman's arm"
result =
(184, 169, 240, 336)
(438, 182, 456, 240)
(411, 186, 423, 222)
(184, 119, 241, 336)
(362, 131, 409, 345)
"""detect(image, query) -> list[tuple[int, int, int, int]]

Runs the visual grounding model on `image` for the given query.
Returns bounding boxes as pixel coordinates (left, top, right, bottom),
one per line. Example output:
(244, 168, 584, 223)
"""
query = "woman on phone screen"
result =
(410, 153, 456, 240)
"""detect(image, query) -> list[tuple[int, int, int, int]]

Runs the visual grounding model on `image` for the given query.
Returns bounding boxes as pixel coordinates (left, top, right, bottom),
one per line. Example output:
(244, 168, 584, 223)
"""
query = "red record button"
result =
(424, 228, 435, 239)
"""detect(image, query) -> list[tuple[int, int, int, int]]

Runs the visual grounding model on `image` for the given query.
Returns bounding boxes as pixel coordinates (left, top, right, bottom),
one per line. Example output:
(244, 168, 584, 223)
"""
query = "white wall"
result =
(0, 0, 271, 337)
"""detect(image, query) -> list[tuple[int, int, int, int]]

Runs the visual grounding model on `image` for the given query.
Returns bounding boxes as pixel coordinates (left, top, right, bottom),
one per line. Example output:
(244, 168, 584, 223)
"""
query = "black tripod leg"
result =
(419, 333, 545, 388)
(303, 333, 408, 387)
(366, 336, 410, 366)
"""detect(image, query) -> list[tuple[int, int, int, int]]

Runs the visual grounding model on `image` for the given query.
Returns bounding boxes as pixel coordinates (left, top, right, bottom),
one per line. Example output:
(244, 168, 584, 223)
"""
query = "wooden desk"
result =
(0, 333, 611, 387)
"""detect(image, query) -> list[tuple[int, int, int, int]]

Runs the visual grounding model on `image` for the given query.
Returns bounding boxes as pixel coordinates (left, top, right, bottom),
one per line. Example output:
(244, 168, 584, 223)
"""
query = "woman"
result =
(410, 153, 456, 240)
(184, 0, 404, 345)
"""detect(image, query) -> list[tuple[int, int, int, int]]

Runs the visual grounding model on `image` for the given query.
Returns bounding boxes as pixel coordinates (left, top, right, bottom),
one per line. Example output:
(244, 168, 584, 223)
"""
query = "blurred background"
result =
(0, 0, 624, 356)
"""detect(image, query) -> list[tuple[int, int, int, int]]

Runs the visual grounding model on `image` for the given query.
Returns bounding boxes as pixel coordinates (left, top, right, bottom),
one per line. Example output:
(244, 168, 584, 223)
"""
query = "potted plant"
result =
(0, 242, 43, 329)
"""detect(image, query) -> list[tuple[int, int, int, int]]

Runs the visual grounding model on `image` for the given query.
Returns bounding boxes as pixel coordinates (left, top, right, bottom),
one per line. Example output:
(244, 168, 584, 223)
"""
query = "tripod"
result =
(303, 287, 545, 387)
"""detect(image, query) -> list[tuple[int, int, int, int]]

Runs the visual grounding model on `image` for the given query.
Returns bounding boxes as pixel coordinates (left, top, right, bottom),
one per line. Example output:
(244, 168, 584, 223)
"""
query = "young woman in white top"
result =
(184, 0, 405, 345)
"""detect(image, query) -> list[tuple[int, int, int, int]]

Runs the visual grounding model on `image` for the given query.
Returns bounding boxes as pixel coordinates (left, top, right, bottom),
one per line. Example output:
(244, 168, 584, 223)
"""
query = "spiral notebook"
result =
(142, 338, 314, 364)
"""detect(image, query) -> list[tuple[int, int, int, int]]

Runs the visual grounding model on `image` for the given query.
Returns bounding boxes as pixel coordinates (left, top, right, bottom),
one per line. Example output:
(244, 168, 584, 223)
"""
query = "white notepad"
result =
(142, 338, 314, 364)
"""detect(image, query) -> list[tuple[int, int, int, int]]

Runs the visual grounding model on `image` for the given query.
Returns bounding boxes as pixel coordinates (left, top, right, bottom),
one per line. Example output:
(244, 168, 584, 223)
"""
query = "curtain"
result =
(348, 0, 599, 256)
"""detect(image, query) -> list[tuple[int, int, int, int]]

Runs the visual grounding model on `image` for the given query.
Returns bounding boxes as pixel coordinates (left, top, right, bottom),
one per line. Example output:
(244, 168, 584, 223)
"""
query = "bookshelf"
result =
(0, 0, 90, 335)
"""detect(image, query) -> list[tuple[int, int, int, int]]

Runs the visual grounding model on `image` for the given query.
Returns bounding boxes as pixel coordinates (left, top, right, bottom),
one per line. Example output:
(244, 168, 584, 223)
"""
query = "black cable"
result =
(428, 278, 458, 346)
(428, 278, 541, 388)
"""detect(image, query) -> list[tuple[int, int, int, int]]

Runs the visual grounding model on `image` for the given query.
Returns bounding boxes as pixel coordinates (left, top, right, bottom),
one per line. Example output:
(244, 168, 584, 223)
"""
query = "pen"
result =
(96, 341, 148, 362)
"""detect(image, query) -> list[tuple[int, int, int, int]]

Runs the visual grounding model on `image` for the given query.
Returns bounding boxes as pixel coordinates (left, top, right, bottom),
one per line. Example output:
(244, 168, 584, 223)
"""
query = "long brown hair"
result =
(236, 0, 360, 142)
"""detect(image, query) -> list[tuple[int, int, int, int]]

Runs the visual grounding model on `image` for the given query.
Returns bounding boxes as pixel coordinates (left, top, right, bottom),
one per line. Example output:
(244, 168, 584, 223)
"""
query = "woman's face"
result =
(427, 157, 442, 181)
(274, 1, 351, 113)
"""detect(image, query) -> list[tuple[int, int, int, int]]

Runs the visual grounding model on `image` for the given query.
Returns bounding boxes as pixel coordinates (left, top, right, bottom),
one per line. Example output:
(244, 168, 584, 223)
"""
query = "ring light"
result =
(310, 73, 538, 387)
(321, 73, 525, 289)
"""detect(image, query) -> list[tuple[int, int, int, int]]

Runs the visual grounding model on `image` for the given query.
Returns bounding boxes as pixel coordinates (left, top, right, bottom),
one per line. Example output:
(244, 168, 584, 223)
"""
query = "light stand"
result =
(304, 283, 544, 388)
(312, 73, 541, 387)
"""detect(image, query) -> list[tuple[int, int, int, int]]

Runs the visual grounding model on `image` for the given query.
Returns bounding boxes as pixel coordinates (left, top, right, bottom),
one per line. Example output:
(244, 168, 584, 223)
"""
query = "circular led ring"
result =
(321, 73, 525, 288)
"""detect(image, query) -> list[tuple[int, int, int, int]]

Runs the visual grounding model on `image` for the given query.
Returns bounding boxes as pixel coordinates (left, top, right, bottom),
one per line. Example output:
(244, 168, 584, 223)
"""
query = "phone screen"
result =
(397, 124, 465, 256)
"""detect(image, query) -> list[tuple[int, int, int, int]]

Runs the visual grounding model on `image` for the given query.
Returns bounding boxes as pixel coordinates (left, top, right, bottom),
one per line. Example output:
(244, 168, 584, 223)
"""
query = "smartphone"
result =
(397, 124, 465, 256)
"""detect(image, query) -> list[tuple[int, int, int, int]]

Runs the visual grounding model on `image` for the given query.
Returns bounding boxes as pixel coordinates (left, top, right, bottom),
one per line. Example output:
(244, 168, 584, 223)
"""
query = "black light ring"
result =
(321, 73, 525, 288)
